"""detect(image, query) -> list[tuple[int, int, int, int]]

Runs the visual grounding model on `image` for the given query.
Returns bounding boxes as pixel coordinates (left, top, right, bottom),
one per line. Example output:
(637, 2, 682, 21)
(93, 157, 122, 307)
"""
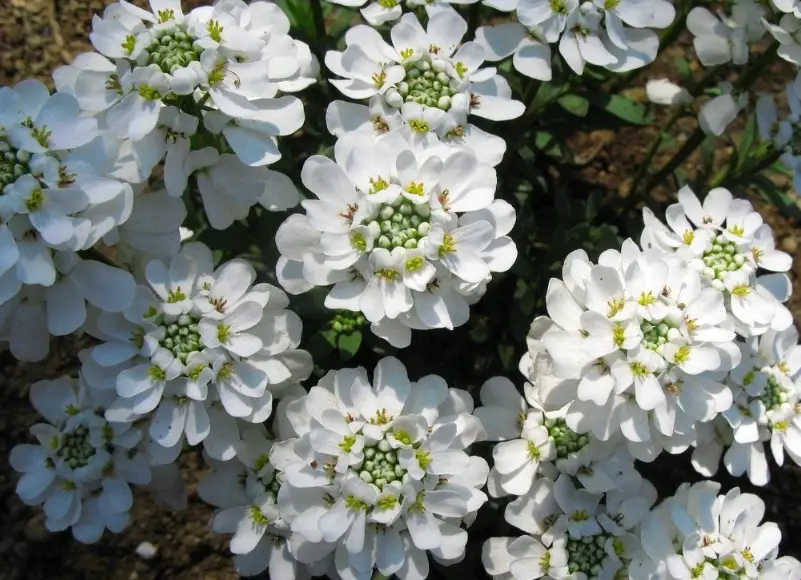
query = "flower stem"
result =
(629, 108, 685, 195)
(640, 41, 780, 197)
(311, 0, 327, 45)
(467, 2, 481, 38)
(710, 147, 783, 189)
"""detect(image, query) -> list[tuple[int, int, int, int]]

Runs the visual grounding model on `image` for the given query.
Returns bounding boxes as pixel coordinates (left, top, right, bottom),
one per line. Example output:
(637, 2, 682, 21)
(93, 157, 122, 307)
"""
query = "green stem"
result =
(641, 41, 780, 196)
(629, 107, 685, 194)
(710, 147, 782, 188)
(467, 2, 481, 38)
(642, 128, 705, 194)
(311, 0, 327, 47)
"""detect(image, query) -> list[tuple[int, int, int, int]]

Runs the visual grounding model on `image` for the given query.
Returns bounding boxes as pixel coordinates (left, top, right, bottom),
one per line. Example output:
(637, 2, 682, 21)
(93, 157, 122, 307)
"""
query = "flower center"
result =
(362, 198, 431, 250)
(145, 25, 203, 74)
(544, 418, 589, 459)
(357, 437, 408, 489)
(701, 234, 746, 281)
(158, 313, 203, 363)
(640, 320, 676, 351)
(57, 424, 96, 469)
(759, 375, 790, 411)
(566, 533, 610, 576)
(397, 58, 457, 111)
(0, 137, 31, 194)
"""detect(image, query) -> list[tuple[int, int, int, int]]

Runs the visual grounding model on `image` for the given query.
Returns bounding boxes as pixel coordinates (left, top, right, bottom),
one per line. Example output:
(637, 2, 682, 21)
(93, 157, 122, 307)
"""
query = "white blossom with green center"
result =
(143, 25, 204, 74)
(357, 437, 408, 488)
(362, 198, 432, 250)
(566, 534, 611, 577)
(700, 234, 747, 282)
(57, 424, 97, 470)
(758, 374, 792, 411)
(396, 59, 459, 111)
(155, 313, 203, 364)
(0, 137, 30, 194)
(545, 418, 590, 459)
(639, 319, 680, 352)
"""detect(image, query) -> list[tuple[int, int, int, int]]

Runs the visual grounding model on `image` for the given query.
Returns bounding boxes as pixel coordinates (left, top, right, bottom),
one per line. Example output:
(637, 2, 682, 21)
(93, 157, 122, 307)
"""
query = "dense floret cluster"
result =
(5, 0, 801, 578)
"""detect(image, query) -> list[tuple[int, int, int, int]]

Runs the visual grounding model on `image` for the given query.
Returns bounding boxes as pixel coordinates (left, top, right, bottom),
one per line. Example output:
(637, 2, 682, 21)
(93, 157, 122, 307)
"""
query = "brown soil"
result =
(1, 1, 801, 579)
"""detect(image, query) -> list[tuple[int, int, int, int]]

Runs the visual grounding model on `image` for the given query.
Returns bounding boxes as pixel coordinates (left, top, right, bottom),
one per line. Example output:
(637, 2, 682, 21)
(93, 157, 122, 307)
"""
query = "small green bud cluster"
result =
(363, 198, 431, 250)
(398, 59, 457, 111)
(640, 320, 677, 351)
(57, 425, 96, 469)
(329, 310, 367, 334)
(566, 534, 610, 577)
(701, 235, 746, 281)
(357, 438, 408, 489)
(144, 26, 203, 74)
(260, 472, 283, 505)
(759, 375, 790, 411)
(159, 313, 203, 363)
(544, 418, 589, 459)
(0, 137, 30, 194)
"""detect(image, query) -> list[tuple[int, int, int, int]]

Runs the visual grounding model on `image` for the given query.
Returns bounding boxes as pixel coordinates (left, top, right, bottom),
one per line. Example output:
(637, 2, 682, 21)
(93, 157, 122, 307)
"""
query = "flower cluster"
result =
(483, 473, 656, 580)
(484, 477, 801, 580)
(80, 241, 312, 462)
(474, 376, 641, 497)
(0, 80, 137, 361)
(520, 186, 792, 463)
(638, 481, 799, 580)
(691, 325, 801, 487)
(325, 9, 524, 166)
(5, 0, 801, 577)
(276, 135, 516, 347)
(10, 377, 152, 542)
(476, 0, 676, 80)
(54, 0, 312, 228)
(198, 357, 489, 579)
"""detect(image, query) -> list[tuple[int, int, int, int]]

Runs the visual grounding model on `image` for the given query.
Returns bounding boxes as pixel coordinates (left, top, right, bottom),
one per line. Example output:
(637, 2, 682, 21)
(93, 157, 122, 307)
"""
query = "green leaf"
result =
(751, 175, 801, 219)
(674, 56, 692, 80)
(585, 190, 602, 222)
(274, 0, 313, 35)
(533, 131, 566, 159)
(588, 94, 653, 125)
(338, 330, 362, 361)
(531, 81, 566, 111)
(558, 94, 589, 117)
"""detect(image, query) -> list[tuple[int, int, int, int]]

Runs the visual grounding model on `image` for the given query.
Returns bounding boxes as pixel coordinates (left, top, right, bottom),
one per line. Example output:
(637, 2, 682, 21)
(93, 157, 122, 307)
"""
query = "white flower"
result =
(275, 139, 515, 347)
(84, 243, 308, 457)
(765, 13, 801, 66)
(559, 5, 617, 75)
(9, 376, 150, 543)
(699, 83, 748, 136)
(646, 79, 693, 106)
(276, 357, 487, 579)
(198, 429, 312, 578)
(0, 80, 134, 330)
(325, 10, 524, 153)
(55, 0, 307, 225)
(515, 0, 672, 74)
(476, 22, 553, 81)
(687, 7, 749, 66)
(489, 475, 653, 580)
(641, 481, 788, 578)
